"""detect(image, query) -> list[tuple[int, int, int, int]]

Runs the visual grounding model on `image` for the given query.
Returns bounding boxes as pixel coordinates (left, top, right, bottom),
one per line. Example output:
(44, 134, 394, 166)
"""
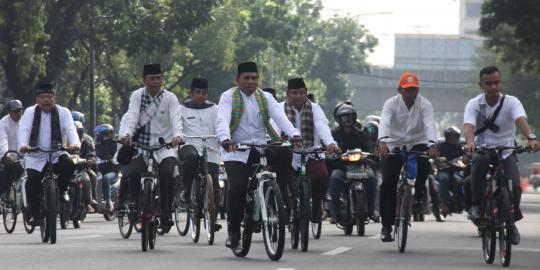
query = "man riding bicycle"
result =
(464, 66, 540, 245)
(179, 77, 222, 231)
(217, 62, 301, 249)
(273, 77, 337, 223)
(377, 72, 438, 242)
(328, 104, 375, 224)
(18, 82, 80, 226)
(120, 64, 183, 233)
(0, 100, 25, 199)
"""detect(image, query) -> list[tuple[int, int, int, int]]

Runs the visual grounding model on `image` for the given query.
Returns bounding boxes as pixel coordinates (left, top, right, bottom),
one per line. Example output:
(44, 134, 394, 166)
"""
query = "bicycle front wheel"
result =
(2, 185, 18, 233)
(47, 180, 58, 244)
(396, 184, 411, 253)
(261, 177, 286, 261)
(498, 187, 512, 267)
(203, 174, 216, 245)
(174, 192, 190, 236)
(299, 179, 311, 252)
(141, 180, 153, 252)
(189, 177, 201, 243)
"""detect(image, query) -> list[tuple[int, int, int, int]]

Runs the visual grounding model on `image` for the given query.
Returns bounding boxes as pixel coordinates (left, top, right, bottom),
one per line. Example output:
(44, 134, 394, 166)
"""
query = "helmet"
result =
(444, 126, 461, 140)
(6, 100, 23, 111)
(363, 121, 379, 137)
(333, 101, 353, 122)
(95, 124, 115, 142)
(335, 104, 357, 125)
(74, 121, 84, 132)
(72, 111, 85, 124)
(364, 115, 380, 125)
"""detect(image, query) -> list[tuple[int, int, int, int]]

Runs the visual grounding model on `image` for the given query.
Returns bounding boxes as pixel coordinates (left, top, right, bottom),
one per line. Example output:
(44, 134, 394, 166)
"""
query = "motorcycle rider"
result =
(95, 124, 117, 212)
(435, 126, 464, 217)
(75, 121, 97, 213)
(72, 111, 98, 209)
(328, 104, 374, 224)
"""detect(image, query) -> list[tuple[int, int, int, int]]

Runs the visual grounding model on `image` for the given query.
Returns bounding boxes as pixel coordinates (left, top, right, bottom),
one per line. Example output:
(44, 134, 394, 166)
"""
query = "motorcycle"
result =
(332, 149, 377, 236)
(432, 156, 467, 217)
(59, 155, 88, 229)
(96, 159, 122, 221)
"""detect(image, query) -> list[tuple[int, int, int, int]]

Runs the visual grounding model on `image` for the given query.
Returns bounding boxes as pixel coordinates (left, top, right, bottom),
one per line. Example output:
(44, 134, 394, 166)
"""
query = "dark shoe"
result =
(225, 232, 239, 249)
(440, 202, 450, 218)
(159, 218, 174, 234)
(214, 223, 222, 232)
(311, 210, 322, 223)
(514, 208, 523, 222)
(509, 224, 520, 245)
(330, 216, 338, 224)
(469, 205, 481, 220)
(28, 217, 43, 226)
(380, 226, 393, 242)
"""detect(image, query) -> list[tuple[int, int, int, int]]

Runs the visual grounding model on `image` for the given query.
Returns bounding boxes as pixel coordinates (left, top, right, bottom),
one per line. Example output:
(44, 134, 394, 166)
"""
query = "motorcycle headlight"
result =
(454, 160, 465, 168)
(347, 153, 362, 162)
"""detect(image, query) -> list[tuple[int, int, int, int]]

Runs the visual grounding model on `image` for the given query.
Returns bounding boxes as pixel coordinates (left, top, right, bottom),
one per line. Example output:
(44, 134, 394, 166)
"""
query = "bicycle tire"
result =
(396, 185, 411, 253)
(311, 200, 322, 239)
(118, 213, 133, 239)
(174, 192, 190, 236)
(232, 194, 254, 257)
(23, 210, 35, 234)
(59, 199, 69, 230)
(141, 180, 153, 252)
(300, 179, 311, 252)
(290, 180, 299, 249)
(189, 176, 201, 243)
(2, 185, 18, 233)
(482, 228, 496, 264)
(203, 174, 216, 245)
(47, 180, 58, 244)
(262, 177, 286, 261)
(354, 190, 367, 236)
(498, 187, 512, 267)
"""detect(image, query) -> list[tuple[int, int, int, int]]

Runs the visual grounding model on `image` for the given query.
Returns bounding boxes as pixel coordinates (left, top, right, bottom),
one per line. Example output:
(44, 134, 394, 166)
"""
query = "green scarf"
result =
(230, 88, 280, 141)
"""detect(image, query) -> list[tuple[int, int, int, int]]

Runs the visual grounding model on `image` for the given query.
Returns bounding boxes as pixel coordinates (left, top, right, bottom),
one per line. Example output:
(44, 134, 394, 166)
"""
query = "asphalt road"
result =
(1, 193, 539, 270)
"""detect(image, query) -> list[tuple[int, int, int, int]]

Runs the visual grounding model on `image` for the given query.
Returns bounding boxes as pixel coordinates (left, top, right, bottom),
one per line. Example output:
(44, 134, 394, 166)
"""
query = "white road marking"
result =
(65, 234, 104, 240)
(276, 268, 295, 270)
(368, 234, 380, 239)
(322, 246, 352, 256)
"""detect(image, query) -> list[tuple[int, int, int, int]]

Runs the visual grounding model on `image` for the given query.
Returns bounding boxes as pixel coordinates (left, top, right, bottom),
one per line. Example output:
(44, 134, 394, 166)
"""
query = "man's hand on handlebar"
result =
(427, 145, 439, 159)
(19, 145, 31, 154)
(171, 136, 182, 147)
(121, 135, 131, 146)
(464, 142, 475, 154)
(221, 139, 235, 153)
(377, 141, 389, 157)
(528, 139, 540, 153)
(291, 135, 303, 148)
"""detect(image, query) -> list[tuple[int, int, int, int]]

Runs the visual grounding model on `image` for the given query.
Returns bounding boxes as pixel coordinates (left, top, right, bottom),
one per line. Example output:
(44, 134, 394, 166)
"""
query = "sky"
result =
(321, 0, 461, 67)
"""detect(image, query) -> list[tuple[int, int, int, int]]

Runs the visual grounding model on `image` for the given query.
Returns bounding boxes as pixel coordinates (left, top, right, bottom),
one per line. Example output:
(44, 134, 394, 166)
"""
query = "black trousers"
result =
(127, 155, 177, 221)
(0, 161, 24, 194)
(379, 146, 431, 227)
(265, 147, 294, 208)
(224, 149, 292, 234)
(471, 152, 521, 213)
(26, 154, 75, 217)
(178, 145, 220, 208)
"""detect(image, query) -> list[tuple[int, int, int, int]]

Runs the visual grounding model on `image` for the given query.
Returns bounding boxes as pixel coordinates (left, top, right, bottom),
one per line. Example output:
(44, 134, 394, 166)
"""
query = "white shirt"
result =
(179, 102, 220, 164)
(18, 105, 80, 171)
(123, 88, 183, 162)
(378, 94, 437, 150)
(217, 88, 300, 163)
(274, 101, 336, 169)
(0, 115, 20, 157)
(464, 94, 526, 158)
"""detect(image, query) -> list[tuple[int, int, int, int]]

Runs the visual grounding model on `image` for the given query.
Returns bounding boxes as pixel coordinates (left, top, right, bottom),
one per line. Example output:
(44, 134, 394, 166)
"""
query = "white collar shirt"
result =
(179, 103, 220, 164)
(17, 104, 80, 171)
(378, 94, 437, 150)
(217, 88, 299, 163)
(464, 94, 526, 158)
(0, 115, 20, 157)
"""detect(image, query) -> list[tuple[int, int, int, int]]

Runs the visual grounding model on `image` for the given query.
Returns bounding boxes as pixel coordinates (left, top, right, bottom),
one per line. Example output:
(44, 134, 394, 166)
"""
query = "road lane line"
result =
(368, 234, 380, 239)
(66, 234, 104, 240)
(276, 268, 295, 270)
(322, 247, 351, 255)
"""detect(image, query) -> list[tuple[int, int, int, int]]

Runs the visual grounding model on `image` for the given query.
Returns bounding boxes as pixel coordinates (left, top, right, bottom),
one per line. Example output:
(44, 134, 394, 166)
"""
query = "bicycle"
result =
(27, 146, 72, 244)
(59, 154, 88, 229)
(132, 138, 175, 252)
(378, 137, 436, 253)
(475, 145, 529, 267)
(0, 151, 33, 233)
(181, 135, 218, 245)
(290, 147, 325, 252)
(231, 142, 288, 261)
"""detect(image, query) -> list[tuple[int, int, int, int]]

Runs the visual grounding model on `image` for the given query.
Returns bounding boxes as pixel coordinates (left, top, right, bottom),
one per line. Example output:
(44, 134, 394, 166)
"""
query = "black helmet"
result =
(335, 104, 357, 125)
(333, 101, 353, 122)
(6, 100, 23, 111)
(444, 126, 461, 140)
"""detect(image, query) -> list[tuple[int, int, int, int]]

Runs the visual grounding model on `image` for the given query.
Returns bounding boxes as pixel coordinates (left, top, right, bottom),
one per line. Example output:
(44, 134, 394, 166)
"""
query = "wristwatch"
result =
(527, 133, 537, 141)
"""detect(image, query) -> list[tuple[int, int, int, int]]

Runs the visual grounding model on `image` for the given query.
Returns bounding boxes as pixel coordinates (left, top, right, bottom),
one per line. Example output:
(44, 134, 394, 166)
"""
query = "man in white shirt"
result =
(18, 82, 80, 225)
(377, 72, 438, 242)
(120, 64, 183, 233)
(179, 77, 222, 230)
(275, 77, 337, 223)
(0, 100, 25, 198)
(217, 61, 301, 248)
(464, 66, 540, 245)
